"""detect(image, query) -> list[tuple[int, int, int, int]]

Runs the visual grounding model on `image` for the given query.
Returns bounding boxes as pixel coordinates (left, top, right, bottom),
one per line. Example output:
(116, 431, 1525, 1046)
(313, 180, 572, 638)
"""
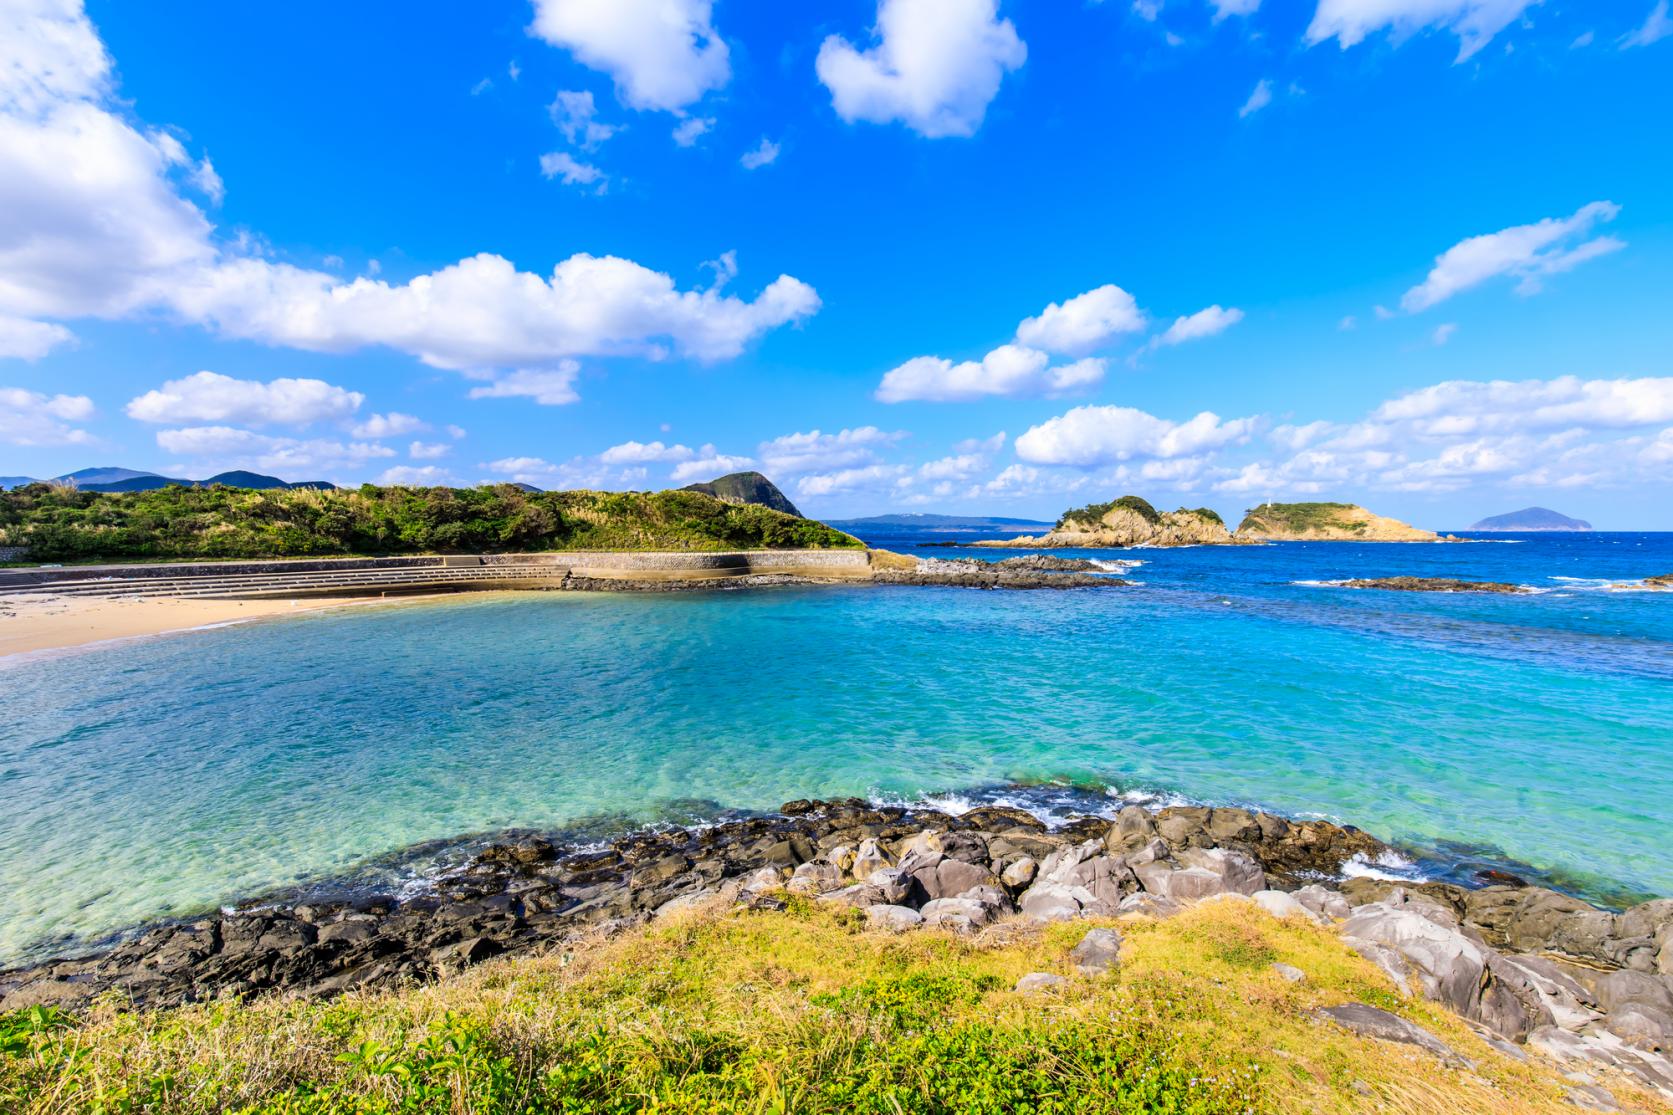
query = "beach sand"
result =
(0, 594, 385, 660)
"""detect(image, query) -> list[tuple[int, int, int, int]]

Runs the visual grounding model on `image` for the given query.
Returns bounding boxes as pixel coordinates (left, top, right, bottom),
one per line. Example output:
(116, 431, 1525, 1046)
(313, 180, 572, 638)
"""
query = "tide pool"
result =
(1, 533, 1669, 966)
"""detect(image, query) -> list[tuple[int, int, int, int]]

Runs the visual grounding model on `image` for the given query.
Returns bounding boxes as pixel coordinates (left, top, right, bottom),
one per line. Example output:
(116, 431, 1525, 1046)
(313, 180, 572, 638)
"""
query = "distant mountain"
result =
(35, 467, 336, 493)
(827, 513, 1054, 532)
(1468, 507, 1592, 532)
(680, 471, 802, 517)
(0, 476, 40, 490)
(55, 466, 157, 486)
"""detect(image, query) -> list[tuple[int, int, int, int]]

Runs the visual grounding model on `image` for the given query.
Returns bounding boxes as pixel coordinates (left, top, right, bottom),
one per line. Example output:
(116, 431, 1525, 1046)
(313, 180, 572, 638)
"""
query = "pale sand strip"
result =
(0, 594, 386, 661)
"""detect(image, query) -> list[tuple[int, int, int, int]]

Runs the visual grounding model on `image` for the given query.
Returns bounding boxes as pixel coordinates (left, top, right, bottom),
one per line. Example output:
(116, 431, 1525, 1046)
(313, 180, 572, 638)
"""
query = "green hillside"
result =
(0, 484, 860, 562)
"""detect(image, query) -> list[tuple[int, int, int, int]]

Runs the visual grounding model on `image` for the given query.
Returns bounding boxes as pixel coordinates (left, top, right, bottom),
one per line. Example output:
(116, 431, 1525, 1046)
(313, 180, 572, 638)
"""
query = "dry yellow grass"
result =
(2, 898, 1667, 1113)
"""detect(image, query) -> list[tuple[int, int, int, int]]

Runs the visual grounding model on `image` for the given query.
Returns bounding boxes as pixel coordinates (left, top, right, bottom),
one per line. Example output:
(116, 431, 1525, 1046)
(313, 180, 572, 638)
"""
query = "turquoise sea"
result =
(1, 532, 1670, 967)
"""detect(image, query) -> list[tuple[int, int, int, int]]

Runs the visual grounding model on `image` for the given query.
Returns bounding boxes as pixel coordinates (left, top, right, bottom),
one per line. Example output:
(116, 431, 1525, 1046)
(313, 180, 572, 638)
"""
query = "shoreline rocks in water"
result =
(5, 796, 1672, 1098)
(867, 550, 1129, 589)
(1339, 576, 1529, 594)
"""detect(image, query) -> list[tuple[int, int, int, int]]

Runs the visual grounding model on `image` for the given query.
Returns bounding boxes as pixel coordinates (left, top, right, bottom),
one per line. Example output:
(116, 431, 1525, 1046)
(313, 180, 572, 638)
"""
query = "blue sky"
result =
(3, 0, 1672, 527)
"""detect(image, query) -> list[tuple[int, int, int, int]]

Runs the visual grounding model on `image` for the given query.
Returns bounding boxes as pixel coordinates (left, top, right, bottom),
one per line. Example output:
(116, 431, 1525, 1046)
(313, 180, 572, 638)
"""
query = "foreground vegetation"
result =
(3, 900, 1644, 1114)
(0, 484, 860, 562)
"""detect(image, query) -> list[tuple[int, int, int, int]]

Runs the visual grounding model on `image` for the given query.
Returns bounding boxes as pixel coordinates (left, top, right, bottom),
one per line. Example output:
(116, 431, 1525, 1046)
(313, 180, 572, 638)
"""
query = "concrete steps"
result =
(0, 564, 579, 601)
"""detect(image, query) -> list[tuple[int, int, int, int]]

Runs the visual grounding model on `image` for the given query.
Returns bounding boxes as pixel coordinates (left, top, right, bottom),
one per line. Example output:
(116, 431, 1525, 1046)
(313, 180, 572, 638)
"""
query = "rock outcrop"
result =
(1340, 577, 1528, 594)
(5, 796, 1671, 1097)
(679, 471, 803, 518)
(977, 496, 1245, 549)
(1235, 502, 1439, 542)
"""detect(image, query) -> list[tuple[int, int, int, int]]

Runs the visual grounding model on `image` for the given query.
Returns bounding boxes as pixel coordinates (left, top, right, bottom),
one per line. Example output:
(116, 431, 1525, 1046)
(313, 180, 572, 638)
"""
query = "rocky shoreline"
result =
(4, 794, 1669, 1092)
(1341, 576, 1529, 594)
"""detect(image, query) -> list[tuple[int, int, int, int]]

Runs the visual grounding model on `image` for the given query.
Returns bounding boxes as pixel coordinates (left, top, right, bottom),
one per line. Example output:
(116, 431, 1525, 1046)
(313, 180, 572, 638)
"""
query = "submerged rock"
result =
(1340, 576, 1528, 594)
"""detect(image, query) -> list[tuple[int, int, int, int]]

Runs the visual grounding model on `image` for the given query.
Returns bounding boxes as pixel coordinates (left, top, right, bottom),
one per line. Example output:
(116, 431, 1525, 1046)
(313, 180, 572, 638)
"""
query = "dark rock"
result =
(1318, 1003, 1465, 1064)
(1340, 577, 1528, 594)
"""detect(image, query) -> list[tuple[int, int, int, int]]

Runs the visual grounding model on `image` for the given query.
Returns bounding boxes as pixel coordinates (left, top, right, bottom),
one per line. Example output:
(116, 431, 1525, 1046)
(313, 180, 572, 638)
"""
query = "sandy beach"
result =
(0, 594, 383, 660)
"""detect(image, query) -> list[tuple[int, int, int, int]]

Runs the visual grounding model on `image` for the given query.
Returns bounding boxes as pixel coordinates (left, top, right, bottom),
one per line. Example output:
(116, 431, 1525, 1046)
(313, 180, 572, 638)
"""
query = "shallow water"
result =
(1, 532, 1669, 965)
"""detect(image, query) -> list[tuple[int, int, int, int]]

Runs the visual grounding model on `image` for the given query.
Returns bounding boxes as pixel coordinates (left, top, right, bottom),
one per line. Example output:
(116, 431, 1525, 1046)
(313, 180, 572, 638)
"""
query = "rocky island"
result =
(974, 496, 1244, 548)
(1236, 501, 1442, 542)
(1470, 507, 1594, 532)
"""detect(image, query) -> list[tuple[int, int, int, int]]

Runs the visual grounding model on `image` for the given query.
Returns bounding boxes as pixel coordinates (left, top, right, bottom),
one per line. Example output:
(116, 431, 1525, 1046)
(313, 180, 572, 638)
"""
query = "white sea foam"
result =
(1340, 849, 1427, 883)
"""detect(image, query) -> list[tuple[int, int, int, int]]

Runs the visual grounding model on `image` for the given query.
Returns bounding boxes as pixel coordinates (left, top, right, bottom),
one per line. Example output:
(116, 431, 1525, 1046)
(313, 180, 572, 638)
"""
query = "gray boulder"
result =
(1015, 972, 1067, 994)
(1176, 847, 1266, 896)
(1133, 863, 1226, 903)
(1000, 856, 1038, 890)
(864, 905, 924, 933)
(1105, 805, 1157, 854)
(851, 838, 893, 879)
(1015, 840, 1130, 920)
(920, 886, 1012, 933)
(1252, 889, 1321, 923)
(1070, 928, 1122, 976)
(1317, 1003, 1465, 1065)
(787, 862, 843, 895)
(902, 851, 1001, 903)
(1293, 884, 1351, 922)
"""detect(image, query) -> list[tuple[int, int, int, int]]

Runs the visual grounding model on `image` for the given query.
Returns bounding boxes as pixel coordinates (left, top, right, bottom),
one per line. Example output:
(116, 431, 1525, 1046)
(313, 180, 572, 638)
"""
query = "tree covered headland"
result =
(0, 483, 862, 562)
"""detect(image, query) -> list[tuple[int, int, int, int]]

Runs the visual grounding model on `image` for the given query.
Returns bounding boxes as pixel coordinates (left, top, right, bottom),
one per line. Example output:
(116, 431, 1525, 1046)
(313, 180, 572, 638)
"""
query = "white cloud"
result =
(672, 116, 713, 146)
(528, 0, 729, 113)
(876, 345, 1105, 403)
(1154, 305, 1245, 346)
(1016, 405, 1259, 467)
(0, 385, 94, 445)
(0, 314, 74, 358)
(1372, 376, 1673, 435)
(670, 449, 756, 483)
(599, 439, 694, 464)
(1213, 0, 1261, 19)
(1133, 1, 1162, 20)
(739, 136, 779, 169)
(377, 465, 452, 486)
(1306, 0, 1538, 61)
(540, 151, 607, 191)
(758, 426, 903, 474)
(0, 4, 817, 397)
(1238, 79, 1272, 117)
(954, 431, 1006, 454)
(1400, 202, 1623, 312)
(409, 441, 451, 460)
(816, 0, 1026, 138)
(466, 365, 583, 406)
(351, 412, 428, 438)
(155, 425, 396, 480)
(126, 371, 364, 427)
(1431, 322, 1457, 345)
(1015, 285, 1147, 355)
(446, 424, 467, 440)
(795, 464, 909, 498)
(1621, 1, 1672, 47)
(548, 90, 618, 149)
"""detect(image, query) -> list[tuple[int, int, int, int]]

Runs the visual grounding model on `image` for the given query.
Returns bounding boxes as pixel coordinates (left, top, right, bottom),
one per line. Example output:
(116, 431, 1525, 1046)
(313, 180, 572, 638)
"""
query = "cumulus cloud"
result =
(0, 4, 816, 401)
(795, 464, 909, 498)
(670, 449, 756, 483)
(1238, 79, 1272, 118)
(466, 365, 583, 406)
(739, 137, 779, 169)
(599, 439, 694, 464)
(1153, 305, 1244, 347)
(0, 314, 74, 359)
(876, 345, 1105, 403)
(548, 90, 618, 149)
(1400, 202, 1623, 313)
(1620, 1, 1672, 48)
(758, 426, 904, 474)
(1014, 285, 1147, 355)
(409, 441, 451, 460)
(1306, 0, 1538, 61)
(1371, 375, 1673, 435)
(350, 412, 428, 439)
(1213, 0, 1261, 18)
(671, 116, 713, 146)
(154, 425, 395, 480)
(528, 0, 729, 113)
(539, 151, 607, 191)
(816, 0, 1026, 138)
(1015, 405, 1259, 467)
(126, 371, 365, 427)
(0, 385, 94, 445)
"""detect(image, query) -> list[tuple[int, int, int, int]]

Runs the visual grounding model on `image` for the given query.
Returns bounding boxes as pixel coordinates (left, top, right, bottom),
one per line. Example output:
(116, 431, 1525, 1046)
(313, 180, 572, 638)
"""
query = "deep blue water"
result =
(0, 532, 1668, 966)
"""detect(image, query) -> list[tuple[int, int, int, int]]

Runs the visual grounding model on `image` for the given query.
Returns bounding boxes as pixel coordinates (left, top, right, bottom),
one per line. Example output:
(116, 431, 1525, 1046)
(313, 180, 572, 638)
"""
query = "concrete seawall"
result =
(0, 550, 877, 601)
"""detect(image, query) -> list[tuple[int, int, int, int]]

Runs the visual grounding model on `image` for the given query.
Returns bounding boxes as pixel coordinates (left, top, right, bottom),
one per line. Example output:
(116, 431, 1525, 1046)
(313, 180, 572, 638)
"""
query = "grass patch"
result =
(1056, 495, 1160, 529)
(1235, 502, 1364, 535)
(2, 901, 1661, 1114)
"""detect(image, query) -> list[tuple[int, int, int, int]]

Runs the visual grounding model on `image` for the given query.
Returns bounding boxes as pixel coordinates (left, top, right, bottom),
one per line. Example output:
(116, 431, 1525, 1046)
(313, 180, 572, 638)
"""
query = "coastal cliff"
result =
(1235, 501, 1438, 542)
(977, 496, 1245, 548)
